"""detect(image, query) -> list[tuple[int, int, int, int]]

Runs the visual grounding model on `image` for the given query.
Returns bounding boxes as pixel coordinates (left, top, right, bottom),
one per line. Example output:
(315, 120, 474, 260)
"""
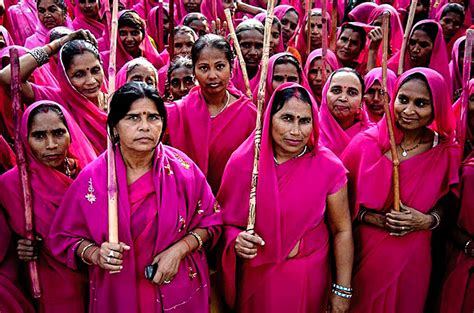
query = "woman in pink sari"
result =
(49, 82, 222, 312)
(0, 26, 14, 52)
(348, 2, 378, 23)
(7, 0, 39, 44)
(449, 35, 473, 101)
(0, 101, 97, 312)
(437, 3, 467, 59)
(71, 0, 105, 40)
(0, 31, 108, 153)
(166, 34, 256, 194)
(363, 67, 397, 123)
(341, 68, 460, 313)
(335, 22, 371, 75)
(319, 68, 373, 157)
(101, 10, 164, 74)
(116, 57, 158, 89)
(24, 0, 73, 49)
(274, 5, 300, 50)
(164, 56, 196, 101)
(439, 80, 474, 313)
(219, 82, 354, 312)
(0, 135, 15, 174)
(304, 48, 339, 105)
(183, 13, 210, 38)
(254, 13, 284, 56)
(147, 3, 170, 54)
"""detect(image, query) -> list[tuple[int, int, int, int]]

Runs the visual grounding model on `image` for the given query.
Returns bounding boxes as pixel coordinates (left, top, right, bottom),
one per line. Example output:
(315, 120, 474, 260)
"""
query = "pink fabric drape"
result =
(7, 0, 39, 45)
(31, 47, 108, 154)
(147, 3, 169, 53)
(166, 84, 256, 194)
(449, 35, 466, 96)
(304, 48, 340, 103)
(348, 2, 378, 23)
(363, 67, 397, 123)
(431, 0, 472, 29)
(71, 3, 105, 40)
(25, 16, 73, 50)
(230, 58, 261, 96)
(341, 68, 460, 313)
(0, 135, 15, 174)
(218, 82, 347, 311)
(435, 3, 467, 59)
(49, 144, 222, 312)
(319, 70, 374, 157)
(274, 5, 299, 48)
(0, 101, 96, 312)
(253, 13, 285, 54)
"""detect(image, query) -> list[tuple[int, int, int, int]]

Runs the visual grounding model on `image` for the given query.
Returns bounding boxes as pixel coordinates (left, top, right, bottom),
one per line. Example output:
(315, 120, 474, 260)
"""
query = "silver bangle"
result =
(464, 239, 472, 255)
(332, 283, 353, 293)
(331, 289, 352, 299)
(29, 47, 50, 66)
(429, 212, 441, 230)
(189, 231, 203, 249)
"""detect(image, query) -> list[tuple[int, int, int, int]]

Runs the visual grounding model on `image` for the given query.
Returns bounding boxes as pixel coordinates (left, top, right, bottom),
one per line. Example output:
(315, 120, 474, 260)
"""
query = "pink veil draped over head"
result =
(274, 4, 300, 47)
(71, 0, 105, 40)
(254, 13, 285, 54)
(348, 2, 378, 23)
(304, 48, 339, 103)
(449, 35, 466, 97)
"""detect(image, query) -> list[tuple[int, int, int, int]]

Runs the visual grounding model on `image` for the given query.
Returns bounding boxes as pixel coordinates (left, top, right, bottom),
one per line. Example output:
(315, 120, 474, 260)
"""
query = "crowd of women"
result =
(0, 0, 472, 311)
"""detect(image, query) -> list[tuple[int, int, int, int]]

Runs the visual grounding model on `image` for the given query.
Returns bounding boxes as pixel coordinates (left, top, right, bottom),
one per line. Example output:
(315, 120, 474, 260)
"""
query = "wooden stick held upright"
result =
(330, 0, 338, 50)
(10, 47, 42, 298)
(321, 0, 328, 83)
(381, 12, 400, 211)
(107, 0, 119, 248)
(306, 0, 313, 57)
(224, 9, 253, 100)
(246, 0, 276, 233)
(169, 0, 175, 60)
(397, 0, 417, 75)
(459, 30, 473, 151)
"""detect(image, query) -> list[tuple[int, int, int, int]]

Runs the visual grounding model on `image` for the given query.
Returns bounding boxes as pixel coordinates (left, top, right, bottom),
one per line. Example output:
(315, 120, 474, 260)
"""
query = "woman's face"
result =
(194, 47, 231, 95)
(408, 29, 433, 67)
(271, 96, 313, 157)
(269, 23, 280, 55)
(336, 28, 363, 65)
(440, 12, 463, 41)
(394, 78, 433, 131)
(66, 51, 104, 102)
(272, 62, 300, 90)
(127, 64, 157, 87)
(239, 29, 264, 71)
(174, 32, 195, 57)
(307, 57, 332, 97)
(37, 0, 66, 29)
(307, 15, 323, 49)
(415, 0, 428, 14)
(280, 10, 299, 44)
(115, 98, 163, 153)
(78, 0, 99, 19)
(189, 19, 209, 37)
(169, 66, 196, 100)
(326, 71, 363, 124)
(364, 80, 386, 118)
(119, 26, 144, 56)
(28, 110, 71, 170)
(183, 0, 202, 12)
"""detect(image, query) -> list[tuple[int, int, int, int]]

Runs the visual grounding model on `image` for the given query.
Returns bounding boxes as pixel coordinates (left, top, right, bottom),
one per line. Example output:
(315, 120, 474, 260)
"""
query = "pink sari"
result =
(218, 82, 347, 311)
(32, 46, 108, 154)
(0, 101, 96, 312)
(274, 5, 300, 48)
(0, 135, 15, 174)
(449, 35, 466, 97)
(319, 71, 374, 157)
(363, 67, 397, 123)
(348, 2, 378, 22)
(6, 0, 38, 45)
(147, 3, 169, 53)
(304, 48, 340, 104)
(336, 22, 374, 75)
(0, 26, 14, 51)
(25, 16, 73, 50)
(49, 144, 222, 313)
(71, 3, 105, 40)
(230, 58, 261, 96)
(166, 84, 256, 194)
(341, 68, 460, 313)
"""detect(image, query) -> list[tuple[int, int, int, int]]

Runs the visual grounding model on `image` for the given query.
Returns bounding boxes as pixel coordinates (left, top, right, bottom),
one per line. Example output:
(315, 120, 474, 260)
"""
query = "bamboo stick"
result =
(381, 12, 400, 212)
(397, 0, 417, 75)
(321, 0, 328, 83)
(107, 0, 119, 249)
(460, 30, 473, 151)
(246, 0, 276, 233)
(330, 0, 338, 50)
(306, 0, 313, 57)
(224, 9, 253, 100)
(10, 47, 41, 298)
(169, 0, 175, 60)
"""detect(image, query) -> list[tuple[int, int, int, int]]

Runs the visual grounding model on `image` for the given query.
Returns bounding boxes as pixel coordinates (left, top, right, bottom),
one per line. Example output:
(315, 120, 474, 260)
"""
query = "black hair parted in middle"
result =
(191, 34, 234, 72)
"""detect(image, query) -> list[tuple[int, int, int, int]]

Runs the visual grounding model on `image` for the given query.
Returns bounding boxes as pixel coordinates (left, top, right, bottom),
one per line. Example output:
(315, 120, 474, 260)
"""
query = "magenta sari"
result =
(449, 35, 465, 97)
(147, 4, 169, 53)
(71, 3, 105, 40)
(348, 2, 378, 23)
(25, 16, 73, 50)
(0, 101, 97, 312)
(49, 144, 222, 312)
(230, 58, 261, 96)
(6, 0, 38, 45)
(218, 82, 347, 311)
(274, 5, 299, 48)
(341, 68, 460, 313)
(304, 48, 340, 104)
(166, 84, 256, 194)
(32, 46, 108, 154)
(0, 135, 15, 174)
(363, 67, 397, 123)
(319, 71, 374, 157)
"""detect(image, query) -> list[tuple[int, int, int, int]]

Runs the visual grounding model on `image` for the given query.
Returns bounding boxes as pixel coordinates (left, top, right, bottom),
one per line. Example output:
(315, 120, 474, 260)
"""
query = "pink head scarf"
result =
(348, 2, 378, 22)
(274, 5, 300, 47)
(115, 57, 158, 89)
(457, 79, 474, 156)
(71, 1, 105, 39)
(6, 0, 39, 45)
(56, 43, 108, 153)
(219, 82, 348, 308)
(336, 22, 374, 74)
(294, 8, 332, 64)
(0, 26, 14, 53)
(200, 0, 227, 24)
(364, 67, 397, 100)
(254, 13, 285, 54)
(304, 48, 339, 102)
(319, 68, 374, 156)
(449, 35, 466, 96)
(435, 3, 468, 57)
(147, 3, 169, 53)
(432, 0, 472, 29)
(367, 4, 404, 57)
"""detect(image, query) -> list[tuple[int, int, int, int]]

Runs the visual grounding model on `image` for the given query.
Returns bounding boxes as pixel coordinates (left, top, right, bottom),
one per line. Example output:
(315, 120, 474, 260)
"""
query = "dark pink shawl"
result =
(147, 3, 169, 53)
(218, 82, 347, 310)
(294, 8, 332, 64)
(304, 48, 339, 103)
(319, 70, 374, 157)
(166, 84, 257, 194)
(432, 0, 472, 29)
(0, 26, 14, 51)
(341, 67, 460, 313)
(348, 2, 378, 23)
(230, 58, 261, 96)
(274, 5, 299, 47)
(6, 0, 38, 45)
(363, 67, 397, 122)
(0, 101, 96, 312)
(49, 144, 222, 312)
(72, 3, 105, 40)
(200, 0, 226, 25)
(449, 35, 465, 96)
(387, 20, 451, 95)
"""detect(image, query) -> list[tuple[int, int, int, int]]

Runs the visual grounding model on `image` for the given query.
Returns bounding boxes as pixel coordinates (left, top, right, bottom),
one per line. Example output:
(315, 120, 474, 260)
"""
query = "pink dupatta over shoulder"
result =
(341, 68, 460, 313)
(219, 83, 347, 312)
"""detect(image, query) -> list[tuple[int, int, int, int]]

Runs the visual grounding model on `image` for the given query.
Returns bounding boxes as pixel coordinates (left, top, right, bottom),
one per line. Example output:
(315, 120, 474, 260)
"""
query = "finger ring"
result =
(163, 280, 171, 284)
(108, 250, 114, 257)
(106, 256, 111, 263)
